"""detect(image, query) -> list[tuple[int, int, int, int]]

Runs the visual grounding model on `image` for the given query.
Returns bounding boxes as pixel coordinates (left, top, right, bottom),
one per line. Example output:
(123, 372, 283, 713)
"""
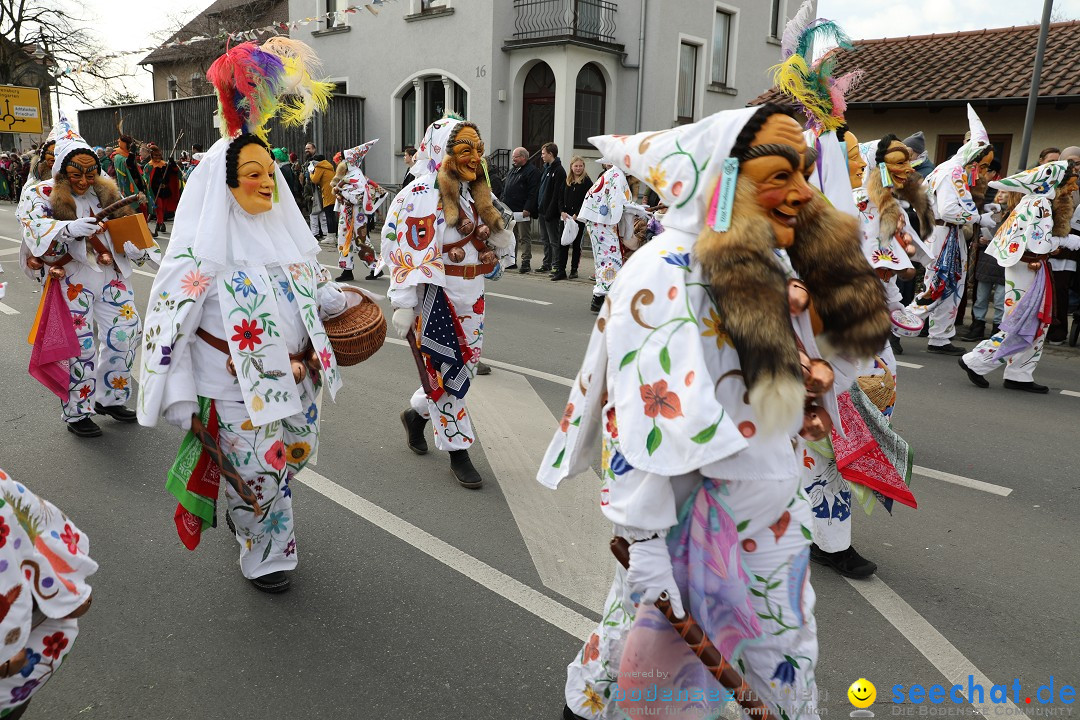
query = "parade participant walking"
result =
(310, 150, 337, 247)
(17, 116, 156, 438)
(907, 105, 995, 355)
(113, 134, 150, 218)
(273, 147, 301, 207)
(138, 39, 346, 594)
(540, 104, 890, 720)
(384, 116, 514, 489)
(0, 467, 96, 719)
(578, 161, 632, 312)
(499, 146, 540, 273)
(146, 143, 182, 237)
(959, 160, 1079, 393)
(334, 139, 387, 282)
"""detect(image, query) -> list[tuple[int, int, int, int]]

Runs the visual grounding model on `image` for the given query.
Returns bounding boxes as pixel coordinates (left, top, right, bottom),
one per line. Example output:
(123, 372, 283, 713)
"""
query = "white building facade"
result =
(289, 0, 811, 184)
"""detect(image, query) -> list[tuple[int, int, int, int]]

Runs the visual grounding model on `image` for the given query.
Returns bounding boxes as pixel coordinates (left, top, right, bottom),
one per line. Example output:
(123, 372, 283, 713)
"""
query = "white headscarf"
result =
(410, 117, 464, 177)
(167, 136, 319, 273)
(806, 129, 859, 219)
(51, 114, 94, 179)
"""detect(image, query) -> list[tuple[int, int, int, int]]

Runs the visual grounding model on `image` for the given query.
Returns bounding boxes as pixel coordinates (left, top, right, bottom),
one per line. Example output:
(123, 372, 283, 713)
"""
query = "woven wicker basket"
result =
(856, 358, 896, 413)
(324, 287, 386, 366)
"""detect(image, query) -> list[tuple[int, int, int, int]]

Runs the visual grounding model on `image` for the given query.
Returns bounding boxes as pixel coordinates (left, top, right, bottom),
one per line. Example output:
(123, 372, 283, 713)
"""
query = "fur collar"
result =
(50, 176, 134, 221)
(437, 163, 505, 233)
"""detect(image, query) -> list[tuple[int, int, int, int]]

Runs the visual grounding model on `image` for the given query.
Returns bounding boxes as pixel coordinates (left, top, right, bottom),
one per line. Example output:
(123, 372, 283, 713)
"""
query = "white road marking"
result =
(0, 235, 20, 243)
(130, 268, 156, 279)
(845, 576, 1022, 716)
(0, 302, 18, 315)
(1061, 390, 1080, 398)
(470, 368, 611, 612)
(295, 467, 595, 641)
(0, 247, 19, 256)
(485, 290, 552, 306)
(912, 465, 1012, 497)
(896, 360, 923, 369)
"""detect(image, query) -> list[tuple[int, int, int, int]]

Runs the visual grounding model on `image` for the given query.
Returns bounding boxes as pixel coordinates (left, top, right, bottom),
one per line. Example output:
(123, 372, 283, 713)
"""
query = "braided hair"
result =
(874, 134, 901, 166)
(226, 134, 271, 188)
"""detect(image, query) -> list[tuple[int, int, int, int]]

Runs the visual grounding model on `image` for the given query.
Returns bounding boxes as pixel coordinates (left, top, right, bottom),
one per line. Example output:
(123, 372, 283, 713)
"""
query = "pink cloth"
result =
(29, 279, 80, 399)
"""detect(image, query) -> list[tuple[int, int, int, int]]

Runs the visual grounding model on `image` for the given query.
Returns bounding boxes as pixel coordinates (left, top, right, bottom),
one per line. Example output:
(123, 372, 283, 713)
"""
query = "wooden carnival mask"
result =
(230, 143, 276, 215)
(845, 130, 866, 190)
(738, 113, 815, 248)
(445, 125, 484, 183)
(64, 154, 100, 196)
(882, 140, 915, 189)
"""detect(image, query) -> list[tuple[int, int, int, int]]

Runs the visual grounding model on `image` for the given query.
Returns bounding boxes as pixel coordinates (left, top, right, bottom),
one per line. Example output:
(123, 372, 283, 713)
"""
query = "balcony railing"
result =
(511, 0, 618, 46)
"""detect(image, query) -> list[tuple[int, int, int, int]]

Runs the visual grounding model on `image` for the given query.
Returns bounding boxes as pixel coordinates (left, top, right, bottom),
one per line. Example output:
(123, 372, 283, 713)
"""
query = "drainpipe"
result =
(635, 0, 646, 133)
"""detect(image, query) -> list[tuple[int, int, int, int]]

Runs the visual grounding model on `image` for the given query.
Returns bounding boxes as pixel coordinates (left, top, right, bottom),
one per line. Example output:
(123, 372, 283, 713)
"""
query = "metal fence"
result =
(77, 94, 366, 157)
(511, 0, 617, 44)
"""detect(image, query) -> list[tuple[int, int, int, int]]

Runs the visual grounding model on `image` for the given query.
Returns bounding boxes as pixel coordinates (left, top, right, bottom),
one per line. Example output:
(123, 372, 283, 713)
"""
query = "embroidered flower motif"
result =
(180, 269, 210, 298)
(560, 403, 575, 432)
(389, 246, 442, 284)
(646, 164, 668, 192)
(702, 308, 732, 348)
(278, 280, 295, 302)
(286, 442, 311, 464)
(59, 523, 80, 554)
(771, 658, 797, 686)
(0, 518, 8, 548)
(264, 440, 286, 470)
(262, 511, 289, 535)
(305, 403, 318, 424)
(319, 348, 332, 369)
(78, 384, 92, 400)
(106, 278, 127, 291)
(41, 632, 69, 660)
(18, 650, 40, 679)
(1008, 242, 1020, 254)
(10, 679, 39, 703)
(472, 296, 485, 314)
(66, 282, 84, 302)
(71, 313, 87, 330)
(232, 271, 257, 297)
(284, 538, 296, 556)
(583, 634, 600, 663)
(232, 319, 263, 351)
(582, 685, 604, 714)
(640, 380, 683, 419)
(662, 252, 692, 269)
(110, 376, 128, 390)
(609, 451, 632, 476)
(251, 395, 265, 412)
(605, 407, 618, 438)
(118, 303, 136, 321)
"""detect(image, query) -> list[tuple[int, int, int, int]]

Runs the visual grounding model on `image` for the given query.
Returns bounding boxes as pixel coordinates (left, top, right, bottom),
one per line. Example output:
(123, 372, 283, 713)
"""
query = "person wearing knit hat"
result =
(538, 103, 890, 720)
(904, 104, 996, 355)
(902, 131, 933, 179)
(272, 146, 301, 208)
(16, 114, 160, 438)
(384, 116, 515, 490)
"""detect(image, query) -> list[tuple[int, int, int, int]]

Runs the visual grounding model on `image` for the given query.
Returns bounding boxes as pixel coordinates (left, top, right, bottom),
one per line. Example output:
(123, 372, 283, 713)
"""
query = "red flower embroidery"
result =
(78, 385, 92, 400)
(472, 296, 485, 315)
(42, 186, 52, 197)
(231, 319, 263, 351)
(605, 407, 618, 438)
(264, 440, 286, 471)
(320, 348, 332, 369)
(583, 633, 600, 663)
(42, 632, 69, 660)
(560, 403, 575, 432)
(1008, 242, 1020, 253)
(639, 380, 683, 419)
(0, 517, 8, 548)
(66, 282, 84, 302)
(59, 523, 80, 554)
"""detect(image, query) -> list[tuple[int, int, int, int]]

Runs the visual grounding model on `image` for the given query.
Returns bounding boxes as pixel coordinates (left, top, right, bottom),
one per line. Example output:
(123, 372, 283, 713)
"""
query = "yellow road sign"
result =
(0, 85, 43, 134)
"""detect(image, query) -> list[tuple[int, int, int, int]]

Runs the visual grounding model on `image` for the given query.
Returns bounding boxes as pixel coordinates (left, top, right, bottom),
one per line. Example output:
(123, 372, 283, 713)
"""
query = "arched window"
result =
(399, 74, 469, 152)
(573, 64, 605, 148)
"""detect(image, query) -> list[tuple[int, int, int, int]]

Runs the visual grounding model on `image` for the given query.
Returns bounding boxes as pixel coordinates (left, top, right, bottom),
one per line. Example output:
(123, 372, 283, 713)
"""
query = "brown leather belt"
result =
(196, 328, 311, 361)
(444, 262, 495, 279)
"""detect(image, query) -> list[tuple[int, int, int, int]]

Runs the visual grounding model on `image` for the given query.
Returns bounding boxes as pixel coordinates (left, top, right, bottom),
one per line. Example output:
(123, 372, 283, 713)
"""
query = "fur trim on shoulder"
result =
(696, 178, 802, 403)
(93, 176, 134, 218)
(897, 180, 933, 239)
(1052, 190, 1074, 238)
(437, 163, 505, 233)
(748, 373, 805, 437)
(787, 192, 891, 359)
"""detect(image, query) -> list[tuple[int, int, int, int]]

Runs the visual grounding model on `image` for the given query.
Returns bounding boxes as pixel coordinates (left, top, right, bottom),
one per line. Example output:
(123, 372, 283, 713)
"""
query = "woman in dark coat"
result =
(553, 155, 591, 281)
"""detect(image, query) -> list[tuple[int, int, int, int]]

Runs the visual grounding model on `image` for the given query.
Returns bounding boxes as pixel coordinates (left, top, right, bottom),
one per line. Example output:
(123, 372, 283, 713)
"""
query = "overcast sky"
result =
(56, 0, 1080, 126)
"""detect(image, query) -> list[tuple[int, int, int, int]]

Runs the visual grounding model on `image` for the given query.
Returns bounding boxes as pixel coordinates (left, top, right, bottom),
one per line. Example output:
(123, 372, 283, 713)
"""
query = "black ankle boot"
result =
(335, 269, 354, 282)
(449, 449, 483, 489)
(400, 409, 428, 454)
(589, 295, 604, 313)
(960, 319, 986, 341)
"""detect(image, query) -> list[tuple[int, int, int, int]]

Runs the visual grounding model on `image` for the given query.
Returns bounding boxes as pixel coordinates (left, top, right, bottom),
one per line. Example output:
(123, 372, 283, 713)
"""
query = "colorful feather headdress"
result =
(770, 0, 862, 135)
(206, 38, 334, 141)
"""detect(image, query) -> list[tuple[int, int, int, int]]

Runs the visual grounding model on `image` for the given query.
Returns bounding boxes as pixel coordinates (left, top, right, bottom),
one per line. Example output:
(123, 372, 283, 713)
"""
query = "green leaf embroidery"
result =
(646, 425, 662, 455)
(619, 350, 637, 369)
(736, 519, 750, 532)
(552, 448, 565, 468)
(749, 588, 766, 598)
(571, 417, 581, 427)
(801, 525, 812, 541)
(659, 346, 671, 373)
(690, 423, 718, 444)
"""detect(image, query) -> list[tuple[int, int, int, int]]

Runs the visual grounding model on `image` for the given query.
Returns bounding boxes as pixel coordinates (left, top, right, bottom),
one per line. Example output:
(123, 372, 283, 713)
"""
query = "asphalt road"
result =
(0, 206, 1077, 720)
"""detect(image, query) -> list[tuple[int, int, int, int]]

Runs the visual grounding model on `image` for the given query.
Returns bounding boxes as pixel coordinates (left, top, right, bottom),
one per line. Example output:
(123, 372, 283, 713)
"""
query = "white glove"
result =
(65, 217, 104, 239)
(984, 203, 1002, 214)
(392, 307, 416, 339)
(164, 401, 200, 430)
(124, 241, 148, 261)
(317, 282, 347, 318)
(626, 536, 685, 619)
(978, 213, 996, 229)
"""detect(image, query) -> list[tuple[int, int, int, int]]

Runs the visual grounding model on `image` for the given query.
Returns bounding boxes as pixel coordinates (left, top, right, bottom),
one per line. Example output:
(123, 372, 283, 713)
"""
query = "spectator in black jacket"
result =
(553, 155, 591, 281)
(401, 145, 417, 187)
(535, 142, 566, 273)
(499, 146, 541, 272)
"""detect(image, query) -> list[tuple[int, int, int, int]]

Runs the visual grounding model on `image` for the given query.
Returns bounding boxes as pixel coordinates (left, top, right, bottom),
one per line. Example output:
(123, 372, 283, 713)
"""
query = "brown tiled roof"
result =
(752, 20, 1080, 108)
(139, 0, 286, 66)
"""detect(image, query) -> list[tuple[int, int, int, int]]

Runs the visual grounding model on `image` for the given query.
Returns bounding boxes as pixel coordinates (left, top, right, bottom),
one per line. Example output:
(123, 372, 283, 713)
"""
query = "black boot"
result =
(889, 334, 903, 355)
(335, 269, 354, 282)
(249, 571, 291, 594)
(958, 357, 989, 388)
(400, 409, 429, 454)
(810, 543, 877, 579)
(66, 417, 102, 438)
(518, 262, 531, 274)
(94, 402, 138, 422)
(564, 704, 590, 720)
(589, 295, 604, 313)
(449, 450, 483, 489)
(1003, 379, 1049, 394)
(991, 324, 1001, 337)
(927, 343, 966, 356)
(960, 319, 986, 341)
